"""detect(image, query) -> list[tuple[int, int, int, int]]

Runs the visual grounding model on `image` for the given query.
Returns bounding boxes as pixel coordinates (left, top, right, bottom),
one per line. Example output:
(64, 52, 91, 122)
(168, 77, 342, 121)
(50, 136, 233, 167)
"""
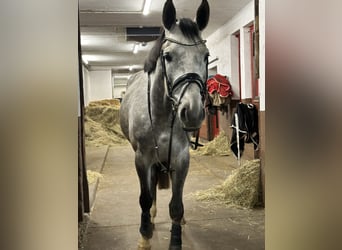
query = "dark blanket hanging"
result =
(230, 103, 259, 158)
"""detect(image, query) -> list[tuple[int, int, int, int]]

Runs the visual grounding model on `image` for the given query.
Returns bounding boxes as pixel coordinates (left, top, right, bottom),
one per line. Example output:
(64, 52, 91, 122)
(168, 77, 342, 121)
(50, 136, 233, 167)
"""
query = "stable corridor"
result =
(81, 145, 264, 250)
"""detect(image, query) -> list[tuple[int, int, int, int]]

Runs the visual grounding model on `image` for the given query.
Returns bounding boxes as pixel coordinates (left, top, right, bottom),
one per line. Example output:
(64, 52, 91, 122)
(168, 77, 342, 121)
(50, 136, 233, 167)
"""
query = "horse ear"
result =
(162, 0, 176, 30)
(196, 0, 210, 31)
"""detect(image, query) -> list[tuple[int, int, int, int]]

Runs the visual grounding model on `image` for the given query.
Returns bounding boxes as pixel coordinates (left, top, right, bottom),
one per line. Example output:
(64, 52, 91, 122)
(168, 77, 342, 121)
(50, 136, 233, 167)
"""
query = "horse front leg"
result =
(168, 162, 189, 250)
(135, 157, 154, 250)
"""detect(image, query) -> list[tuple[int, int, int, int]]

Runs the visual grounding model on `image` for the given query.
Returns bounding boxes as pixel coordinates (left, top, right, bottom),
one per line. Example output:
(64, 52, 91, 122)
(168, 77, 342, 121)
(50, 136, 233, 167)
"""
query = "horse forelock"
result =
(178, 18, 200, 41)
(144, 18, 202, 74)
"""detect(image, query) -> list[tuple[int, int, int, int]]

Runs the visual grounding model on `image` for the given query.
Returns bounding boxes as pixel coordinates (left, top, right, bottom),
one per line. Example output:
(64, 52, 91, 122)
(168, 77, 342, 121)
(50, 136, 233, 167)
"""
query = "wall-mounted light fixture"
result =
(143, 0, 152, 16)
(133, 43, 139, 54)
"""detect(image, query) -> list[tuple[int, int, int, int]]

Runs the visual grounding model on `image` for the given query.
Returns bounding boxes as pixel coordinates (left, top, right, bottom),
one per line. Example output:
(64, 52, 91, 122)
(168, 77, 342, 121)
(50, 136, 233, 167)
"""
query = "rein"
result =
(147, 37, 208, 173)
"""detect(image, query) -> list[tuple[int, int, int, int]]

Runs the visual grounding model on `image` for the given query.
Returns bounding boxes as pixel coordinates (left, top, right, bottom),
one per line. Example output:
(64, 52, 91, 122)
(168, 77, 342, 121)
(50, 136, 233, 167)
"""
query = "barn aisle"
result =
(81, 145, 264, 250)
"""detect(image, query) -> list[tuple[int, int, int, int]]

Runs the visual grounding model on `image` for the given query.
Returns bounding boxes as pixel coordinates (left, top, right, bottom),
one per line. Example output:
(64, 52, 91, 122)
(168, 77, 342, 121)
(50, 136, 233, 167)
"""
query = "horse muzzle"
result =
(179, 103, 205, 132)
(170, 73, 206, 132)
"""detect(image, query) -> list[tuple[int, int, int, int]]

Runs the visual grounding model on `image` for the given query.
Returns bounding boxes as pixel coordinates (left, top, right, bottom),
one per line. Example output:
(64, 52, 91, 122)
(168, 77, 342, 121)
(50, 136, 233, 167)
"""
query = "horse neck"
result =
(149, 69, 172, 118)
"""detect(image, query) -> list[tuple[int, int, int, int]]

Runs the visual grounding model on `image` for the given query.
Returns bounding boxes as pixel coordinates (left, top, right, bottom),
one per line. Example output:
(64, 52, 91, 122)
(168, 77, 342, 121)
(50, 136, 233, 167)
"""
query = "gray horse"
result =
(120, 0, 210, 249)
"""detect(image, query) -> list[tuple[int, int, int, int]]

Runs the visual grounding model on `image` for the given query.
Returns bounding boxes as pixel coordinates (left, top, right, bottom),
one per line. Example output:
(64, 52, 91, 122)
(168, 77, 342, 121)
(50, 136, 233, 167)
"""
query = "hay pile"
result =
(86, 170, 103, 184)
(84, 99, 127, 147)
(192, 131, 230, 156)
(195, 159, 261, 208)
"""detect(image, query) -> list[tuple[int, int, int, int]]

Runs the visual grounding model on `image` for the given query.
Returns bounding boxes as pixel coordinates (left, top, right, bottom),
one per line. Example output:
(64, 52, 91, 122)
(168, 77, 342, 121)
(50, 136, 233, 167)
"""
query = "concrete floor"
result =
(81, 144, 264, 250)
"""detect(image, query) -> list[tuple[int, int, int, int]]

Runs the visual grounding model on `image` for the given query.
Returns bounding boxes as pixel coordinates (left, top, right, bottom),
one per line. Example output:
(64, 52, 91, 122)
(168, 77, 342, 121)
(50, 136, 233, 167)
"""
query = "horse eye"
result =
(163, 52, 172, 62)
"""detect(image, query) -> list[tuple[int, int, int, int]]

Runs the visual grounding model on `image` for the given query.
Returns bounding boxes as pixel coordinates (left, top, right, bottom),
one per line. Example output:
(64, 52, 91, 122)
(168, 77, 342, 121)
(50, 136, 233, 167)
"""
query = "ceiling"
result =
(79, 0, 251, 76)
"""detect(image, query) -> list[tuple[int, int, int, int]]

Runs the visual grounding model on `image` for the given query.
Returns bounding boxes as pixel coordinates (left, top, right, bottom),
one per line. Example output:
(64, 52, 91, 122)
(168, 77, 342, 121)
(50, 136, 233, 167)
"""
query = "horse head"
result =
(161, 0, 210, 131)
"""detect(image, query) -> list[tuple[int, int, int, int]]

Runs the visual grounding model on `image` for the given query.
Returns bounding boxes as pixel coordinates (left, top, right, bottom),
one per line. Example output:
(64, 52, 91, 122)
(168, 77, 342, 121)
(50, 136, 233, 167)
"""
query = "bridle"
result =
(147, 37, 209, 173)
(160, 38, 208, 109)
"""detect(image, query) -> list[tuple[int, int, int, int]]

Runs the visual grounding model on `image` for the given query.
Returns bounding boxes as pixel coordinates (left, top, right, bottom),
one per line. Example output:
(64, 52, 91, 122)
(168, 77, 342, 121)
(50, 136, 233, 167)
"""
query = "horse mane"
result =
(144, 29, 165, 73)
(144, 18, 201, 73)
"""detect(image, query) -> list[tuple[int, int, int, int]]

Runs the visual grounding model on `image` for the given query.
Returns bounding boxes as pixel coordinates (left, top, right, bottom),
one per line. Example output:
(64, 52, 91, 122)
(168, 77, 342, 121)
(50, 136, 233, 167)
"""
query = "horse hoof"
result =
(138, 246, 151, 250)
(138, 237, 151, 250)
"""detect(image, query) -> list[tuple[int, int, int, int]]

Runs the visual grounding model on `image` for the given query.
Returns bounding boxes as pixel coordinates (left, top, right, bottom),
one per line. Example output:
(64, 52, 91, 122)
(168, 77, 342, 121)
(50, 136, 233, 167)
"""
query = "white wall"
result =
(206, 1, 254, 100)
(88, 70, 112, 103)
(112, 77, 128, 99)
(240, 26, 253, 99)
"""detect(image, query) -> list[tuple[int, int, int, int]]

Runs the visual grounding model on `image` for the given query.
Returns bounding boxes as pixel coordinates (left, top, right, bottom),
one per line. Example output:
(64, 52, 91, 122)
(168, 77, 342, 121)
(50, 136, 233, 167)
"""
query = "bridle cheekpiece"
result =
(160, 37, 208, 110)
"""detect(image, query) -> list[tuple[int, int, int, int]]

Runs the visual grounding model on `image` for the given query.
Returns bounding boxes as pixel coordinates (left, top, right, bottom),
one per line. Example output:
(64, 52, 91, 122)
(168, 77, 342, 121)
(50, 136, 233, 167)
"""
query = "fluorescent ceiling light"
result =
(143, 0, 152, 15)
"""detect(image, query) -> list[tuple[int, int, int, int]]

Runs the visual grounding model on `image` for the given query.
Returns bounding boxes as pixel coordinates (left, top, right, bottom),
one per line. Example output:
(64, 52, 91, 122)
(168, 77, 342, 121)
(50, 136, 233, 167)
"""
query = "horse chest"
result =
(156, 132, 171, 148)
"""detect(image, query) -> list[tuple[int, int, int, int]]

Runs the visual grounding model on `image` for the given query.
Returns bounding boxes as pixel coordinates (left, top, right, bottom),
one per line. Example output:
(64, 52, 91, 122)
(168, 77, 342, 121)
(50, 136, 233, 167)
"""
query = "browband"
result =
(163, 37, 207, 46)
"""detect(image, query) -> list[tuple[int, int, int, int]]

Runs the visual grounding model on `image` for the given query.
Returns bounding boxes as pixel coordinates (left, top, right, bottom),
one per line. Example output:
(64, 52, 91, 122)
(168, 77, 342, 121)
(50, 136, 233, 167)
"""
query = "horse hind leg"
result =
(137, 188, 153, 250)
(150, 165, 158, 228)
(157, 165, 170, 189)
(150, 200, 157, 227)
(138, 181, 154, 240)
(137, 200, 153, 250)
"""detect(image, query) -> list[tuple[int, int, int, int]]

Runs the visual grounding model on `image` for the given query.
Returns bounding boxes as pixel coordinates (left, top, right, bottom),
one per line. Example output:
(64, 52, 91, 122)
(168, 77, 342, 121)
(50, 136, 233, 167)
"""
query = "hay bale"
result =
(84, 99, 128, 147)
(195, 159, 261, 208)
(88, 99, 121, 108)
(192, 131, 230, 156)
(86, 99, 121, 126)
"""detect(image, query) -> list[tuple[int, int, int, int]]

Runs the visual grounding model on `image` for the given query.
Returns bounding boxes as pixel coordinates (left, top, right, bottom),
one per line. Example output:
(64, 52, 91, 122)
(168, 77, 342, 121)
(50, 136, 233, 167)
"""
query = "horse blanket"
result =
(207, 74, 233, 106)
(230, 103, 259, 158)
